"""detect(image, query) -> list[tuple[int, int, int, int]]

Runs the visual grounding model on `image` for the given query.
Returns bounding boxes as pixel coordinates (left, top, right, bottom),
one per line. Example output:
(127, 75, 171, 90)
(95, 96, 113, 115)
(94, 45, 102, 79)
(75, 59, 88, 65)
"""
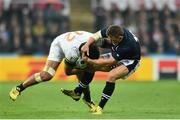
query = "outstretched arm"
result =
(83, 54, 117, 66)
(81, 31, 102, 55)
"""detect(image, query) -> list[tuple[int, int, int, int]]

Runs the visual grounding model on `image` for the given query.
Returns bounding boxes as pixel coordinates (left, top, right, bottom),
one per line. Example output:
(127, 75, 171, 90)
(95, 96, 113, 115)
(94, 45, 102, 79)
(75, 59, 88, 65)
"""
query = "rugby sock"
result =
(75, 72, 94, 96)
(99, 82, 115, 109)
(82, 86, 91, 102)
(74, 81, 88, 95)
(17, 83, 25, 92)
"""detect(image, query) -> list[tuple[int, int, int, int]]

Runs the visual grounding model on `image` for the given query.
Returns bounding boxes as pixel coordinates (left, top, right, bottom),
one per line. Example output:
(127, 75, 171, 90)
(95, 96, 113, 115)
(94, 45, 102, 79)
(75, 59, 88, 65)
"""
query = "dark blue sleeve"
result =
(100, 26, 108, 38)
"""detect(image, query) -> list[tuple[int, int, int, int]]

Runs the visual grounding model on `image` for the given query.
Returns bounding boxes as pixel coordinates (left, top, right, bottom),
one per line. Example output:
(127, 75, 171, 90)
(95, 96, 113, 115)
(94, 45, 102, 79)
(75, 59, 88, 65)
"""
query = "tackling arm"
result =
(85, 55, 117, 66)
(81, 31, 102, 55)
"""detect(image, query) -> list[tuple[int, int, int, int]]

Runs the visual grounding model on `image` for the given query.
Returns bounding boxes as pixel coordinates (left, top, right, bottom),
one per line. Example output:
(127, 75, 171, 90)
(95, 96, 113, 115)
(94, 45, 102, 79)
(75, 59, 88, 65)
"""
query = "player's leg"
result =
(93, 60, 140, 114)
(74, 72, 95, 97)
(93, 64, 129, 114)
(61, 72, 94, 101)
(61, 54, 111, 102)
(9, 38, 63, 101)
(61, 71, 96, 111)
(81, 86, 96, 111)
(9, 60, 60, 101)
(77, 72, 96, 111)
(61, 60, 82, 101)
(22, 60, 60, 88)
(82, 86, 91, 102)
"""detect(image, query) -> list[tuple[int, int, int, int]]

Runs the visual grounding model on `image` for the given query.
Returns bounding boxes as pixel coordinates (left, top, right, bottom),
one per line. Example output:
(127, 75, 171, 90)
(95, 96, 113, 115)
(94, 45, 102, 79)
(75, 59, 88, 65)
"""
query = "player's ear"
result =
(119, 36, 123, 41)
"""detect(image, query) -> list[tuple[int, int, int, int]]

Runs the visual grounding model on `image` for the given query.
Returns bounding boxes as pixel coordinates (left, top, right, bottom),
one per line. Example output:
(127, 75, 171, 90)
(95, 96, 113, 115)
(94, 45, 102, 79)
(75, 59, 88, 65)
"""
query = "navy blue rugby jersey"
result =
(100, 26, 141, 61)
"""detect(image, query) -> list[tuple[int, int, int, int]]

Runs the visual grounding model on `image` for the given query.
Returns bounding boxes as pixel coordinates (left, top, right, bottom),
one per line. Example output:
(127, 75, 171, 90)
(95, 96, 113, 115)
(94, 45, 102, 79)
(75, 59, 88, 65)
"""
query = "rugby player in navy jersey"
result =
(81, 25, 141, 114)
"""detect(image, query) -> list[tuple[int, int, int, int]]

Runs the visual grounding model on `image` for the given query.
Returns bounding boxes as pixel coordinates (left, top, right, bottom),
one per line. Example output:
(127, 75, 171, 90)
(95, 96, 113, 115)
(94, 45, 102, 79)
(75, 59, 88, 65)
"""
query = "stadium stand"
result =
(0, 0, 70, 55)
(0, 0, 179, 55)
(91, 0, 180, 55)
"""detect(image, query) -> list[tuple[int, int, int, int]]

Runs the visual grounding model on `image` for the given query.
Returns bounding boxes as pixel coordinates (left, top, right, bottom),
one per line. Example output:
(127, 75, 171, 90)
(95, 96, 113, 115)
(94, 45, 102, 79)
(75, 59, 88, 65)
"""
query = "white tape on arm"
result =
(91, 31, 102, 41)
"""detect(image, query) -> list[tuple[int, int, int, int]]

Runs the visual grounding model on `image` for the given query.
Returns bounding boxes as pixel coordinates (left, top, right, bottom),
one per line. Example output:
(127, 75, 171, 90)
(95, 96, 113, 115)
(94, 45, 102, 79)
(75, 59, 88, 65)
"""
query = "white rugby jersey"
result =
(48, 31, 93, 63)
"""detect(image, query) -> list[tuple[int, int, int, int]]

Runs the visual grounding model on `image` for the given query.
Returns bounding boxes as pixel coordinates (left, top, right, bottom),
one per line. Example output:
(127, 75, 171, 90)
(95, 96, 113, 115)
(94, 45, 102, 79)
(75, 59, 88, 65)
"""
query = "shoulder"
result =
(100, 26, 109, 37)
(75, 31, 93, 35)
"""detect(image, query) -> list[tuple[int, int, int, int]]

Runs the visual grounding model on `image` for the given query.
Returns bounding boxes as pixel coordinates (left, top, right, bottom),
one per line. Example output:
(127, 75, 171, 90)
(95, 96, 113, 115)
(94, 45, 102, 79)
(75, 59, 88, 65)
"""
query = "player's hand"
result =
(81, 44, 89, 56)
(82, 53, 88, 62)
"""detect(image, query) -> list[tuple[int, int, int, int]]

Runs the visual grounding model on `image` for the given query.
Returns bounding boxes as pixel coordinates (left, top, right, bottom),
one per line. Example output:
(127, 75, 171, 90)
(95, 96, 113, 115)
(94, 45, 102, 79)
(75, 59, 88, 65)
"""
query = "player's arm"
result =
(84, 54, 117, 66)
(81, 26, 109, 55)
(81, 31, 102, 55)
(99, 38, 112, 48)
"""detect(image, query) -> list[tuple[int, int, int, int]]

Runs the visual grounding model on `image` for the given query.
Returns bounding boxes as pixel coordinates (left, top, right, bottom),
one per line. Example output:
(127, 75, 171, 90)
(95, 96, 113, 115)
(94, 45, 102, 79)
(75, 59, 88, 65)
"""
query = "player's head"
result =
(79, 42, 100, 59)
(106, 25, 124, 45)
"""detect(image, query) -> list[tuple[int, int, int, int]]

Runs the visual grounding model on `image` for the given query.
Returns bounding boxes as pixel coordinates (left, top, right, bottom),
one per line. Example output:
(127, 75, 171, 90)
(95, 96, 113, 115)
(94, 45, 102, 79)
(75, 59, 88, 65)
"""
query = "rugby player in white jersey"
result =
(9, 31, 100, 110)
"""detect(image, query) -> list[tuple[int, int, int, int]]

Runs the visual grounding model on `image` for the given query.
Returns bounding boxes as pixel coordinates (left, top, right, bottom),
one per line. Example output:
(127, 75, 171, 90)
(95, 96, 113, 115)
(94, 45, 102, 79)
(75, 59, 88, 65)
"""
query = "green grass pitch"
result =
(0, 80, 180, 119)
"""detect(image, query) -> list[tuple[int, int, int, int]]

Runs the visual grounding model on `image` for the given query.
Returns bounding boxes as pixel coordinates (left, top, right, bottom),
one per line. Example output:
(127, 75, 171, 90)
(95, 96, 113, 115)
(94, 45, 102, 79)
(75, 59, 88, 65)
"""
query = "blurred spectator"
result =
(0, 0, 179, 56)
(13, 26, 22, 54)
(0, 20, 11, 52)
(0, 0, 70, 55)
(91, 0, 180, 56)
(91, 0, 107, 31)
(32, 18, 46, 38)
(44, 4, 60, 23)
(22, 27, 34, 55)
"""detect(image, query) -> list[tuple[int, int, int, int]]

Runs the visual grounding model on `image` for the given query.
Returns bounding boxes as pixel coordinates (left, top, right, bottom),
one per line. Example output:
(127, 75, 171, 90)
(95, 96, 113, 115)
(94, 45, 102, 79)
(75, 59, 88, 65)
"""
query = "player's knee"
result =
(34, 71, 53, 82)
(40, 71, 53, 81)
(34, 66, 56, 82)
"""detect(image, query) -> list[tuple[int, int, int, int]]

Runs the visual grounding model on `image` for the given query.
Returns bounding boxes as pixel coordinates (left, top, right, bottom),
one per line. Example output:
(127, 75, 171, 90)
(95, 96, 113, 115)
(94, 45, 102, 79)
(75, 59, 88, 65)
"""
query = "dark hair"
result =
(107, 25, 124, 37)
(79, 42, 100, 59)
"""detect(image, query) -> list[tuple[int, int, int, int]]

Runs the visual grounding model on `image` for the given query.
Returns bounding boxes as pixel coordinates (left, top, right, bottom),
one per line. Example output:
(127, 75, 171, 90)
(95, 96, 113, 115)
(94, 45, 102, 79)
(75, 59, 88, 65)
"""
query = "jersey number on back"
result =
(65, 31, 83, 41)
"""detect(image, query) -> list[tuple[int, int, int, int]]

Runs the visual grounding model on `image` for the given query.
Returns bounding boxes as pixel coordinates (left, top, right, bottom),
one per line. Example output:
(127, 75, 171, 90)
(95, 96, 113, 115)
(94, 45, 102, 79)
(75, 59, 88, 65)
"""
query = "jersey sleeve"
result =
(100, 26, 108, 38)
(101, 38, 112, 48)
(91, 26, 109, 41)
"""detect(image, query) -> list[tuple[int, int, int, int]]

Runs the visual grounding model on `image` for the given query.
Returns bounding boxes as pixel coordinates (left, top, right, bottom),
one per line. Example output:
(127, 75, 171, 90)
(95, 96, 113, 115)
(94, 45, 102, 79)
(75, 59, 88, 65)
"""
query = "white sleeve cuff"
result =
(91, 31, 102, 41)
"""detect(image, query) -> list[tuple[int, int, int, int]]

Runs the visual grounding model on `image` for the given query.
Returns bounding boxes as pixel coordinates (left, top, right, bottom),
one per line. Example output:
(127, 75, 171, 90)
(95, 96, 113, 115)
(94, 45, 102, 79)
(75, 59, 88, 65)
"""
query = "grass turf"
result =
(0, 80, 180, 119)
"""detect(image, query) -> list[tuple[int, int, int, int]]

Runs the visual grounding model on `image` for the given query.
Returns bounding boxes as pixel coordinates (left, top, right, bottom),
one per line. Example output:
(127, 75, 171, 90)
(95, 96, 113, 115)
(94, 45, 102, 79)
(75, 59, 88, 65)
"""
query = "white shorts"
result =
(119, 59, 140, 78)
(100, 53, 140, 78)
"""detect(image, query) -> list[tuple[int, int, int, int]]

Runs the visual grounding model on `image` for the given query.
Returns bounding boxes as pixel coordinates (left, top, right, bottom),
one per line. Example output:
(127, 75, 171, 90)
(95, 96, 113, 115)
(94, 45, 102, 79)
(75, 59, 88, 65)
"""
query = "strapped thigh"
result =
(43, 66, 56, 76)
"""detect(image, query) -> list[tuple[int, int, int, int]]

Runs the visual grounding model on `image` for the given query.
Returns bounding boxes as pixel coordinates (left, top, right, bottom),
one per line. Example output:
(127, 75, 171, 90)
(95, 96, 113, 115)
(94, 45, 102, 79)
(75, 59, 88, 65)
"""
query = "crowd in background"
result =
(0, 0, 179, 56)
(92, 0, 180, 55)
(0, 0, 70, 55)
